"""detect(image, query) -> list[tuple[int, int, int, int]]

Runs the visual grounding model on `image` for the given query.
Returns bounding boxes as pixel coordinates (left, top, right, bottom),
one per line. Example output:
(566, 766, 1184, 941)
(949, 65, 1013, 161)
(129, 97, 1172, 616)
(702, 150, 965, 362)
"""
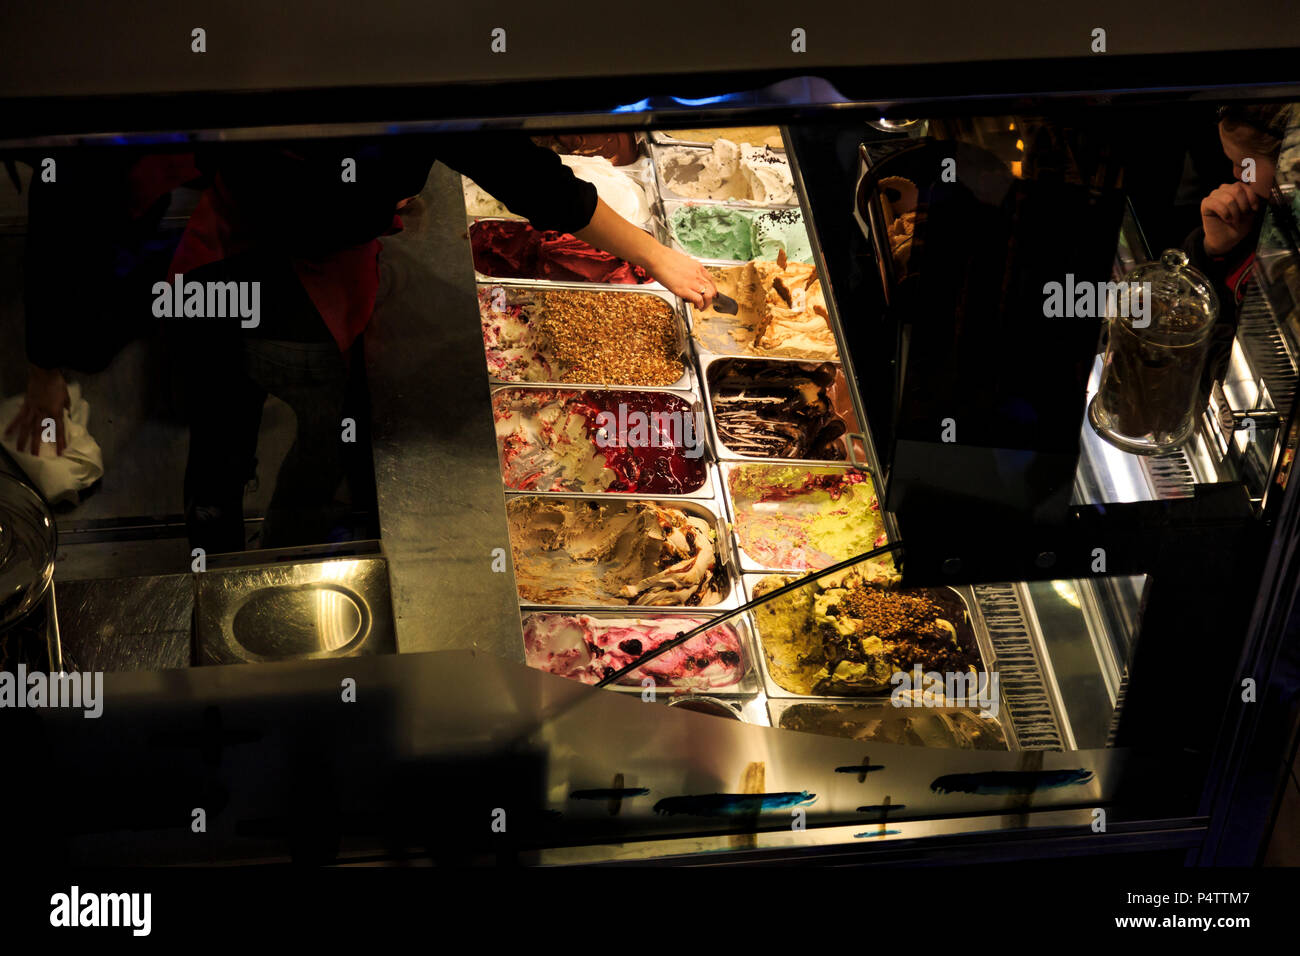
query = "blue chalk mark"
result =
(930, 769, 1094, 795)
(653, 791, 817, 817)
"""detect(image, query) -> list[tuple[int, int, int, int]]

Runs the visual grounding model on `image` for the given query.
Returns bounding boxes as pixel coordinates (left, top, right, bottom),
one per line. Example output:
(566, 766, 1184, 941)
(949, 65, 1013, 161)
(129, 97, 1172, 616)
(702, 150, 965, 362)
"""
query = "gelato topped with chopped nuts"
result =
(479, 286, 685, 386)
(751, 569, 981, 696)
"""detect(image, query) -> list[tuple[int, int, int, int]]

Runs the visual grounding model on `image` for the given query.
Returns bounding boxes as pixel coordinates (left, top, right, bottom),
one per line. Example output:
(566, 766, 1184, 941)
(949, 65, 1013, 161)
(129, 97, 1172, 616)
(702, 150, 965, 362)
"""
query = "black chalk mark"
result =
(858, 804, 906, 813)
(835, 762, 885, 776)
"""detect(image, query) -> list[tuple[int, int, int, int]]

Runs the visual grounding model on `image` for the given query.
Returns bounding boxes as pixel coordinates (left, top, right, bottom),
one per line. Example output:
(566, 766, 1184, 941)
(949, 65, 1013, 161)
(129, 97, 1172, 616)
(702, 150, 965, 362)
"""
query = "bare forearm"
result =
(572, 198, 718, 309)
(573, 199, 665, 270)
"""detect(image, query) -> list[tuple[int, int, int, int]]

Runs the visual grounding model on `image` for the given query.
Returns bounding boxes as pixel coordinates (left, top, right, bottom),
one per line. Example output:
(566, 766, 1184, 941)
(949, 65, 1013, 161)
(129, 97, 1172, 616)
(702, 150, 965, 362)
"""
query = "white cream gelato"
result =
(657, 139, 795, 204)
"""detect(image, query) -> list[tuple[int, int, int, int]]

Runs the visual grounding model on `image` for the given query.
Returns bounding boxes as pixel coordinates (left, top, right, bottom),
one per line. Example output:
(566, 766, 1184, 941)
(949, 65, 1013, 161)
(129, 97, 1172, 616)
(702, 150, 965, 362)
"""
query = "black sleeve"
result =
(214, 139, 438, 257)
(24, 148, 167, 372)
(434, 132, 599, 234)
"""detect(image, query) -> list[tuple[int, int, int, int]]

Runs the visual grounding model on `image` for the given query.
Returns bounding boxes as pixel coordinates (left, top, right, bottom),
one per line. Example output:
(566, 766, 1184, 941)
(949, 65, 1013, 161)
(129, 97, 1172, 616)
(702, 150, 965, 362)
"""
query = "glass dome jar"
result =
(1088, 249, 1220, 455)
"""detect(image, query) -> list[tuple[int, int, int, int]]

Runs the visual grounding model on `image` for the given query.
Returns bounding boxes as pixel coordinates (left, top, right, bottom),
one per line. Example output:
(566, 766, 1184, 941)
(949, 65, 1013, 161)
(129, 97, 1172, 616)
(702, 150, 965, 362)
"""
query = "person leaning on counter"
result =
(1183, 102, 1296, 401)
(5, 133, 721, 552)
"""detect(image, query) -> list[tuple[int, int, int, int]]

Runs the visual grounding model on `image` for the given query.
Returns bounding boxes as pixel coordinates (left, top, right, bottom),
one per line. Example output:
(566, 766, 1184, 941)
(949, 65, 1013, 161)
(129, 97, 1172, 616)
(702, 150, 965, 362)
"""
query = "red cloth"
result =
(168, 175, 400, 353)
(126, 153, 202, 218)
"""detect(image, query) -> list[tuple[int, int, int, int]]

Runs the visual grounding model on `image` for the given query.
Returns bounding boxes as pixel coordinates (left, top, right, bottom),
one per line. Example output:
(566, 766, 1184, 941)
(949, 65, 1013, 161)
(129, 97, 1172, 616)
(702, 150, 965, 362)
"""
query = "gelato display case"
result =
(2, 81, 1299, 870)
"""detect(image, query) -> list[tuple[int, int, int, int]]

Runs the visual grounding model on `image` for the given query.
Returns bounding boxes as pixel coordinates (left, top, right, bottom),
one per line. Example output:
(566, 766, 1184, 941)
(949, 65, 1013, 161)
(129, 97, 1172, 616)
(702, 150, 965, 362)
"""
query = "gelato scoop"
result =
(507, 497, 725, 607)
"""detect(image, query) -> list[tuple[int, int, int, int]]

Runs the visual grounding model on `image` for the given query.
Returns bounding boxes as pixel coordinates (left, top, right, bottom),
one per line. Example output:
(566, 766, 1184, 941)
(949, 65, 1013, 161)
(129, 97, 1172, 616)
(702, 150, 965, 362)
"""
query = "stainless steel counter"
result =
(363, 165, 524, 661)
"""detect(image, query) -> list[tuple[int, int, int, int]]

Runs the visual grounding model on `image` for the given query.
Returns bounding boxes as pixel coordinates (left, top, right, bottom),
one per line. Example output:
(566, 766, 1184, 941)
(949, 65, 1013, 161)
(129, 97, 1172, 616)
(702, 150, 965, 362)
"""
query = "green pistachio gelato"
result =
(751, 208, 813, 263)
(670, 205, 814, 263)
(670, 205, 758, 260)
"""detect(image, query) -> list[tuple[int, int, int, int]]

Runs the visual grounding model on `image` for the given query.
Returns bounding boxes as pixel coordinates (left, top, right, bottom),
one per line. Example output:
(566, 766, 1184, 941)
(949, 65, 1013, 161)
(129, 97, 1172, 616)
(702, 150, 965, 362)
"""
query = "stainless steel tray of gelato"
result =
(531, 130, 653, 168)
(685, 258, 844, 364)
(720, 462, 888, 574)
(650, 142, 798, 207)
(518, 605, 761, 696)
(505, 494, 742, 610)
(468, 217, 665, 288)
(663, 200, 814, 265)
(767, 697, 1012, 750)
(491, 384, 716, 499)
(742, 575, 996, 702)
(700, 356, 870, 467)
(476, 281, 694, 392)
(651, 126, 787, 151)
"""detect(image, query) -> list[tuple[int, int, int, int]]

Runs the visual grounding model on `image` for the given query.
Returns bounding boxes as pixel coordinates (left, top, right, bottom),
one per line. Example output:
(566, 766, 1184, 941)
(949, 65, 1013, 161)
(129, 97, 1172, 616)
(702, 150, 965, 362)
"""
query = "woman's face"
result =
(1219, 122, 1277, 199)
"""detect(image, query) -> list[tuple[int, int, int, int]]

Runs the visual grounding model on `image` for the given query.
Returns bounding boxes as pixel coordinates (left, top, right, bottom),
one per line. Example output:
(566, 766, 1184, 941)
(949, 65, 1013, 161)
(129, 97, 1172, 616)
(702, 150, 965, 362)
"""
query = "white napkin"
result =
(0, 382, 104, 505)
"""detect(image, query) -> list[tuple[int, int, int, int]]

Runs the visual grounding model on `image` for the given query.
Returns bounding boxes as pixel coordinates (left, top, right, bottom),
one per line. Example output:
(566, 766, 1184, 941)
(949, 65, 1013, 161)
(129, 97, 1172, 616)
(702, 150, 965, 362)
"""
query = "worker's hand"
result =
(646, 246, 717, 312)
(4, 364, 70, 456)
(1202, 181, 1262, 257)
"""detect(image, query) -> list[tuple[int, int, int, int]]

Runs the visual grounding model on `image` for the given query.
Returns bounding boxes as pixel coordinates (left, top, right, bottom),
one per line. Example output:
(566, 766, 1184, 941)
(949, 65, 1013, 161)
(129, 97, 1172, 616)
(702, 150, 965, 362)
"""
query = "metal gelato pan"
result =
(491, 384, 716, 499)
(468, 218, 664, 289)
(650, 143, 799, 207)
(720, 462, 887, 574)
(683, 258, 845, 364)
(476, 281, 693, 392)
(662, 199, 813, 265)
(701, 356, 869, 467)
(744, 575, 999, 705)
(505, 494, 741, 610)
(518, 605, 760, 696)
(767, 698, 1012, 750)
(651, 128, 787, 150)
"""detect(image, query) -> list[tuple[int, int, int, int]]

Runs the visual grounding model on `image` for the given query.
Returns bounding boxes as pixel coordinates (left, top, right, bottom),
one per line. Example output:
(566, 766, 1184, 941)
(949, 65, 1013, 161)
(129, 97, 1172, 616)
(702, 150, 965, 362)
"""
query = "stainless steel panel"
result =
(54, 573, 193, 672)
(365, 165, 526, 662)
(195, 555, 395, 665)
